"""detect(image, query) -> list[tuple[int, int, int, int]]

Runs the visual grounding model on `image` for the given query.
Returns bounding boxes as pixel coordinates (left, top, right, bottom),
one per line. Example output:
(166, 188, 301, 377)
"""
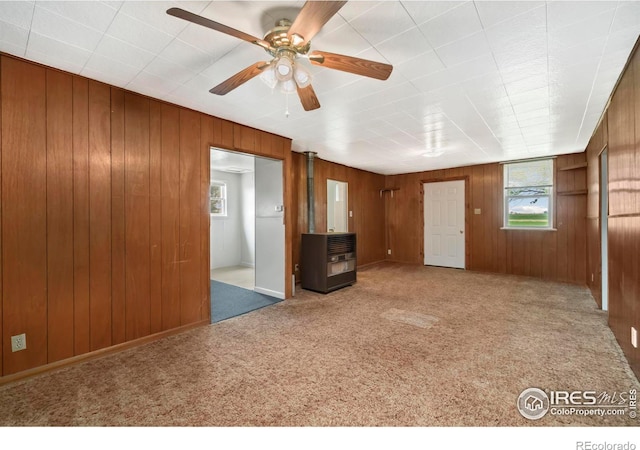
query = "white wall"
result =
(240, 171, 255, 267)
(210, 170, 241, 269)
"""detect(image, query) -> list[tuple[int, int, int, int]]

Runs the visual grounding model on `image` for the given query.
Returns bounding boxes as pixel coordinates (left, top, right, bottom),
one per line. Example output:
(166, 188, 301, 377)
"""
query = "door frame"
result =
(207, 144, 292, 301)
(599, 146, 608, 311)
(420, 176, 471, 269)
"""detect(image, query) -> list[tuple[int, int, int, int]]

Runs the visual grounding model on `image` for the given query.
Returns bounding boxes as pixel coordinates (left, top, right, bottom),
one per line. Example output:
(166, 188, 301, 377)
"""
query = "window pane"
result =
(211, 199, 224, 215)
(506, 159, 553, 187)
(507, 196, 549, 227)
(211, 185, 222, 198)
(507, 186, 550, 197)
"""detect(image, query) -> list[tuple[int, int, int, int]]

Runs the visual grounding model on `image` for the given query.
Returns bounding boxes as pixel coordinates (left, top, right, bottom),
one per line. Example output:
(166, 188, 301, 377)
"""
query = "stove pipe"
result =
(304, 151, 317, 233)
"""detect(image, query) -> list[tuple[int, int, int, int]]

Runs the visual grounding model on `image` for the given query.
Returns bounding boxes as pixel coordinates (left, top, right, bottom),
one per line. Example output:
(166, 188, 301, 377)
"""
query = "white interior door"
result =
(423, 180, 465, 269)
(254, 157, 285, 299)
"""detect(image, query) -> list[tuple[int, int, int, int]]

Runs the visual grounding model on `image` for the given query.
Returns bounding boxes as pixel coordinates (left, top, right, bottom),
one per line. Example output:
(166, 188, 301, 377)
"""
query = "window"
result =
(503, 159, 554, 229)
(210, 181, 227, 216)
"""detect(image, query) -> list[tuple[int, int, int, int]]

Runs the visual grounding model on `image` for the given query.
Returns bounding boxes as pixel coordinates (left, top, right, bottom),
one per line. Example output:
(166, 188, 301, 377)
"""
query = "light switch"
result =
(349, 210, 353, 217)
(474, 208, 481, 215)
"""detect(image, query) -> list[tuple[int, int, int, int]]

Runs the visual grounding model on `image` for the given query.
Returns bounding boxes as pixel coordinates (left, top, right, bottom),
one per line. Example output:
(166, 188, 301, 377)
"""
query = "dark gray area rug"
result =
(211, 280, 281, 323)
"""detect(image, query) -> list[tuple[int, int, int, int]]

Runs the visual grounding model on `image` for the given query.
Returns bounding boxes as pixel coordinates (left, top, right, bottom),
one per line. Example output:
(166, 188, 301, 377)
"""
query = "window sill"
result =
(500, 227, 557, 231)
(210, 214, 228, 219)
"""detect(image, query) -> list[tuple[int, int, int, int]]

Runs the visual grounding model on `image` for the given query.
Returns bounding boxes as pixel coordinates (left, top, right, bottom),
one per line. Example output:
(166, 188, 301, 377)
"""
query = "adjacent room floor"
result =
(1, 262, 638, 426)
(210, 265, 281, 323)
(211, 265, 255, 291)
(210, 279, 281, 324)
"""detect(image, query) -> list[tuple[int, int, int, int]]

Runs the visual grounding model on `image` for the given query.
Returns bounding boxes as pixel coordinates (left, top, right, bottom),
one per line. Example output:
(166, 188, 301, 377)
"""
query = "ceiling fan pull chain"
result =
(285, 93, 290, 118)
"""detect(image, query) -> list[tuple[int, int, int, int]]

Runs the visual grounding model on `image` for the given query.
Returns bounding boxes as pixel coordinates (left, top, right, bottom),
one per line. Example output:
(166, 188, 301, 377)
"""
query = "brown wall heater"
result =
(301, 232, 356, 293)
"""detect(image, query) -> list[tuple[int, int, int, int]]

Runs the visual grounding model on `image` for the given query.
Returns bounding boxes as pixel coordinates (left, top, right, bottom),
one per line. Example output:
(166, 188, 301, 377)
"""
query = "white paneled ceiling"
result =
(211, 147, 255, 173)
(0, 0, 637, 175)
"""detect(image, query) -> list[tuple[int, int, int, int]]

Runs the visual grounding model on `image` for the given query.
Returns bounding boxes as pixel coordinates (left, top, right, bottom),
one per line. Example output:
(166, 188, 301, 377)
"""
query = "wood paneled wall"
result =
(1, 56, 48, 375)
(0, 54, 291, 379)
(385, 154, 587, 284)
(585, 39, 640, 377)
(291, 153, 387, 281)
(290, 150, 588, 288)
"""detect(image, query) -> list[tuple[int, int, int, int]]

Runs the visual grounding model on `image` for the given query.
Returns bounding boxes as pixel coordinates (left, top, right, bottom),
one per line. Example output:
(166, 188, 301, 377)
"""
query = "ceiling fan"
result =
(166, 1, 393, 112)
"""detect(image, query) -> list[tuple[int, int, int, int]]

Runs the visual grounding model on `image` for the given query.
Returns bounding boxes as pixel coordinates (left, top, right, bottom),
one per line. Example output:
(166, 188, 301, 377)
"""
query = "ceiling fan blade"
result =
(308, 51, 393, 80)
(167, 8, 272, 51)
(297, 84, 321, 111)
(287, 1, 347, 45)
(210, 62, 271, 95)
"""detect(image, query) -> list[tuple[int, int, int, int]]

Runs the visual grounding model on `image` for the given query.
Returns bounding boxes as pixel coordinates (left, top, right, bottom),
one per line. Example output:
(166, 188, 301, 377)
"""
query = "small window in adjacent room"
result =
(503, 158, 554, 230)
(210, 181, 227, 217)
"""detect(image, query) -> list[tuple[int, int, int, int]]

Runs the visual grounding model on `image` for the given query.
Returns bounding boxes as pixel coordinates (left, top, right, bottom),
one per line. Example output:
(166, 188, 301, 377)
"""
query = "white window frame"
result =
(502, 158, 555, 231)
(210, 181, 227, 217)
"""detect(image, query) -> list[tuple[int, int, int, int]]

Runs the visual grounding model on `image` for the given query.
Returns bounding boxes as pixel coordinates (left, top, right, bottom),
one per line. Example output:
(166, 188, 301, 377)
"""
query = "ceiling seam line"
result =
(23, 1, 37, 58)
(546, 0, 551, 152)
(573, 4, 619, 145)
(464, 93, 502, 154)
(472, 0, 524, 154)
(78, 1, 125, 74)
(469, 0, 505, 151)
(441, 111, 488, 156)
(397, 1, 446, 68)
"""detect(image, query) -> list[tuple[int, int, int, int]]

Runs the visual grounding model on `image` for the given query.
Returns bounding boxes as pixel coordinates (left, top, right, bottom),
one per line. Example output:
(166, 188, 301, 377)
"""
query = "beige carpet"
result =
(211, 265, 255, 291)
(1, 262, 638, 426)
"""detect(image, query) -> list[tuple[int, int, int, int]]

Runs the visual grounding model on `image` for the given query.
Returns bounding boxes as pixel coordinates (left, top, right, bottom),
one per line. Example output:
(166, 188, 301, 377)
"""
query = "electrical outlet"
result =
(11, 333, 26, 352)
(387, 249, 391, 255)
(632, 327, 638, 349)
(295, 264, 299, 271)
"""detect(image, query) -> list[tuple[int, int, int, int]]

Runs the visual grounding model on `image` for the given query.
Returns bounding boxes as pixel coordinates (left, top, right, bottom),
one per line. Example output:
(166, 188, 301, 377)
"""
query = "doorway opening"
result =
(423, 179, 466, 269)
(327, 179, 348, 232)
(210, 148, 285, 323)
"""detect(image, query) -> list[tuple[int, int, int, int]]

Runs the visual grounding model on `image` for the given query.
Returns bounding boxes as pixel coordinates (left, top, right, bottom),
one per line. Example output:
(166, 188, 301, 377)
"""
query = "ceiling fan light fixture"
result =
(280, 78, 297, 94)
(275, 55, 293, 81)
(293, 63, 312, 88)
(259, 65, 278, 89)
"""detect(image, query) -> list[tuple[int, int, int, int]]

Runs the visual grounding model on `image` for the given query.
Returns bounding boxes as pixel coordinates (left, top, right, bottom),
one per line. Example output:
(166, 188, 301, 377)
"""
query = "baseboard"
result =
(240, 262, 255, 268)
(0, 319, 210, 386)
(357, 259, 387, 269)
(254, 286, 285, 299)
(382, 259, 422, 265)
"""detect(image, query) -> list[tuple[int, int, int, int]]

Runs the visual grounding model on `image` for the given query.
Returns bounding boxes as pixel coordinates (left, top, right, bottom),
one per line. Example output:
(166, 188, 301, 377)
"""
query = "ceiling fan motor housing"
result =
(263, 19, 311, 56)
